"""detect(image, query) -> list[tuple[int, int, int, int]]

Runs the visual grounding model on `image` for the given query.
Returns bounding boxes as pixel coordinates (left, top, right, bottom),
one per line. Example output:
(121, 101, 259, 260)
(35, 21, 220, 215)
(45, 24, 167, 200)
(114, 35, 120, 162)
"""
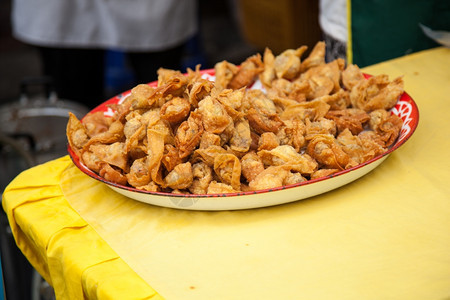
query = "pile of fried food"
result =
(67, 41, 404, 195)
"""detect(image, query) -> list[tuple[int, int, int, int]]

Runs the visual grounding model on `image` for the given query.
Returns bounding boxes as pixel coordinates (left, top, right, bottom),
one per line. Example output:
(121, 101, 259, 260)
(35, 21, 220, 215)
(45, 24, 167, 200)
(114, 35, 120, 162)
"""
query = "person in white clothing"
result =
(11, 0, 199, 108)
(319, 0, 348, 63)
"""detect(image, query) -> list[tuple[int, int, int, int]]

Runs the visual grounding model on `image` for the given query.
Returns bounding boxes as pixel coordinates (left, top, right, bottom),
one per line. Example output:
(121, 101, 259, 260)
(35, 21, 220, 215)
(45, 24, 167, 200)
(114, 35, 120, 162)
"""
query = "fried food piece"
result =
(248, 165, 291, 190)
(240, 151, 265, 183)
(157, 68, 183, 86)
(304, 75, 334, 100)
(228, 53, 264, 89)
(306, 134, 351, 170)
(342, 64, 365, 90)
(67, 112, 89, 157)
(276, 119, 306, 152)
(124, 111, 145, 139)
(213, 153, 241, 190)
(99, 163, 128, 186)
(214, 60, 239, 90)
(213, 87, 245, 120)
(198, 96, 233, 134)
(350, 75, 404, 112)
(229, 118, 252, 153)
(188, 78, 214, 108)
(157, 68, 188, 97)
(358, 132, 387, 159)
(82, 111, 113, 137)
(175, 110, 204, 158)
(325, 108, 370, 135)
(258, 132, 280, 151)
(162, 144, 182, 172)
(260, 47, 276, 87)
(207, 181, 238, 194)
(310, 168, 339, 180)
(280, 99, 330, 122)
(247, 107, 284, 134)
(335, 129, 365, 166)
(192, 145, 228, 167)
(81, 151, 101, 173)
(337, 128, 386, 164)
(315, 89, 350, 110)
(128, 84, 160, 109)
(300, 59, 344, 95)
(147, 117, 174, 185)
(274, 46, 308, 80)
(369, 109, 403, 147)
(127, 157, 151, 188)
(358, 130, 385, 147)
(164, 162, 193, 190)
(123, 111, 148, 156)
(246, 89, 284, 134)
(160, 96, 191, 124)
(258, 145, 318, 175)
(199, 131, 221, 149)
(305, 117, 337, 140)
(267, 78, 309, 106)
(284, 171, 307, 186)
(189, 162, 213, 194)
(89, 142, 128, 171)
(83, 119, 124, 150)
(299, 41, 326, 72)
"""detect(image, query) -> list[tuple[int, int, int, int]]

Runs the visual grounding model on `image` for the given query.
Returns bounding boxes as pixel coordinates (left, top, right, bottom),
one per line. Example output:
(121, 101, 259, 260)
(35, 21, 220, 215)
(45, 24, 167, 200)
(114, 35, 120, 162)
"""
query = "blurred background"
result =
(0, 0, 321, 106)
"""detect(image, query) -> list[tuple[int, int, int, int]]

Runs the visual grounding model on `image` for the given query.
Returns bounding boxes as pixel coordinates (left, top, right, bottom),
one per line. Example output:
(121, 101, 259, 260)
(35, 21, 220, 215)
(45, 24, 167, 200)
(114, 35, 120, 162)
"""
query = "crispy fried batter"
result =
(67, 41, 404, 194)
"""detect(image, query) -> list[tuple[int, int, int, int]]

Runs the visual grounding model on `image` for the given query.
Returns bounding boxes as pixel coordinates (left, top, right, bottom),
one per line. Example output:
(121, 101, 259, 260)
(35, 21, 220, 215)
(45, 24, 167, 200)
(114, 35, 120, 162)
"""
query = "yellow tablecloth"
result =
(3, 47, 450, 300)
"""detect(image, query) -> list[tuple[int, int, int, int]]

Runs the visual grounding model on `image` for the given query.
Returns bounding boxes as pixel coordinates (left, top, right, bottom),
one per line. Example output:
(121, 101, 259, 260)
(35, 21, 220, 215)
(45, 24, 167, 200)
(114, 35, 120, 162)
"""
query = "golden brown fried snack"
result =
(189, 162, 213, 194)
(325, 108, 370, 135)
(198, 96, 233, 134)
(175, 110, 204, 158)
(213, 153, 241, 190)
(258, 145, 318, 175)
(274, 46, 308, 80)
(310, 168, 340, 180)
(127, 157, 151, 188)
(306, 134, 350, 170)
(248, 165, 291, 190)
(67, 112, 89, 157)
(350, 75, 404, 112)
(241, 151, 265, 183)
(82, 111, 113, 137)
(67, 41, 405, 195)
(280, 99, 330, 122)
(228, 53, 264, 89)
(342, 64, 365, 90)
(214, 60, 239, 90)
(305, 117, 337, 140)
(99, 163, 128, 186)
(369, 109, 403, 147)
(260, 48, 276, 87)
(337, 129, 386, 164)
(164, 162, 193, 190)
(299, 41, 326, 72)
(207, 181, 237, 194)
(160, 97, 191, 124)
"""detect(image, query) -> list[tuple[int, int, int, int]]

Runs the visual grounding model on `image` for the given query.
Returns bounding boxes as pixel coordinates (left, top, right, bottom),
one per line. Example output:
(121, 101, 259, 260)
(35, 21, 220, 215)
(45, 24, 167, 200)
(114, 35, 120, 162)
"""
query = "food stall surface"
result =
(2, 47, 450, 299)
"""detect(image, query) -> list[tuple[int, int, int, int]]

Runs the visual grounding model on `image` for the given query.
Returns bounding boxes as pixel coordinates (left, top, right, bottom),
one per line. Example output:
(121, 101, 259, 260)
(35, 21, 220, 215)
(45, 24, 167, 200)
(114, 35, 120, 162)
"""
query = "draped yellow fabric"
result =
(2, 158, 162, 299)
(3, 47, 450, 299)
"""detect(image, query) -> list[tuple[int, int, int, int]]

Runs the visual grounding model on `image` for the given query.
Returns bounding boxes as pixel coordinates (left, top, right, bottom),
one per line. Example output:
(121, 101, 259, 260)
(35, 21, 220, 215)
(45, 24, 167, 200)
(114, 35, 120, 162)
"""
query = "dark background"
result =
(0, 0, 258, 105)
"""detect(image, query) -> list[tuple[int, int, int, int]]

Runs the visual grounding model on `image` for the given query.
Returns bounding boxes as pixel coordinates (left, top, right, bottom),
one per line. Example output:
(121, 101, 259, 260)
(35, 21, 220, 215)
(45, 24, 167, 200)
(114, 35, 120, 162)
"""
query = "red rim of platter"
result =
(67, 69, 420, 198)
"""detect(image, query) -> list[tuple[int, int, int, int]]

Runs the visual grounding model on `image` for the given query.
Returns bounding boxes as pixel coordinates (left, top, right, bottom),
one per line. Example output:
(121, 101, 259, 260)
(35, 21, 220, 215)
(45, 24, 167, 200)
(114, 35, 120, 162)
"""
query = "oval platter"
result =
(68, 69, 419, 210)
